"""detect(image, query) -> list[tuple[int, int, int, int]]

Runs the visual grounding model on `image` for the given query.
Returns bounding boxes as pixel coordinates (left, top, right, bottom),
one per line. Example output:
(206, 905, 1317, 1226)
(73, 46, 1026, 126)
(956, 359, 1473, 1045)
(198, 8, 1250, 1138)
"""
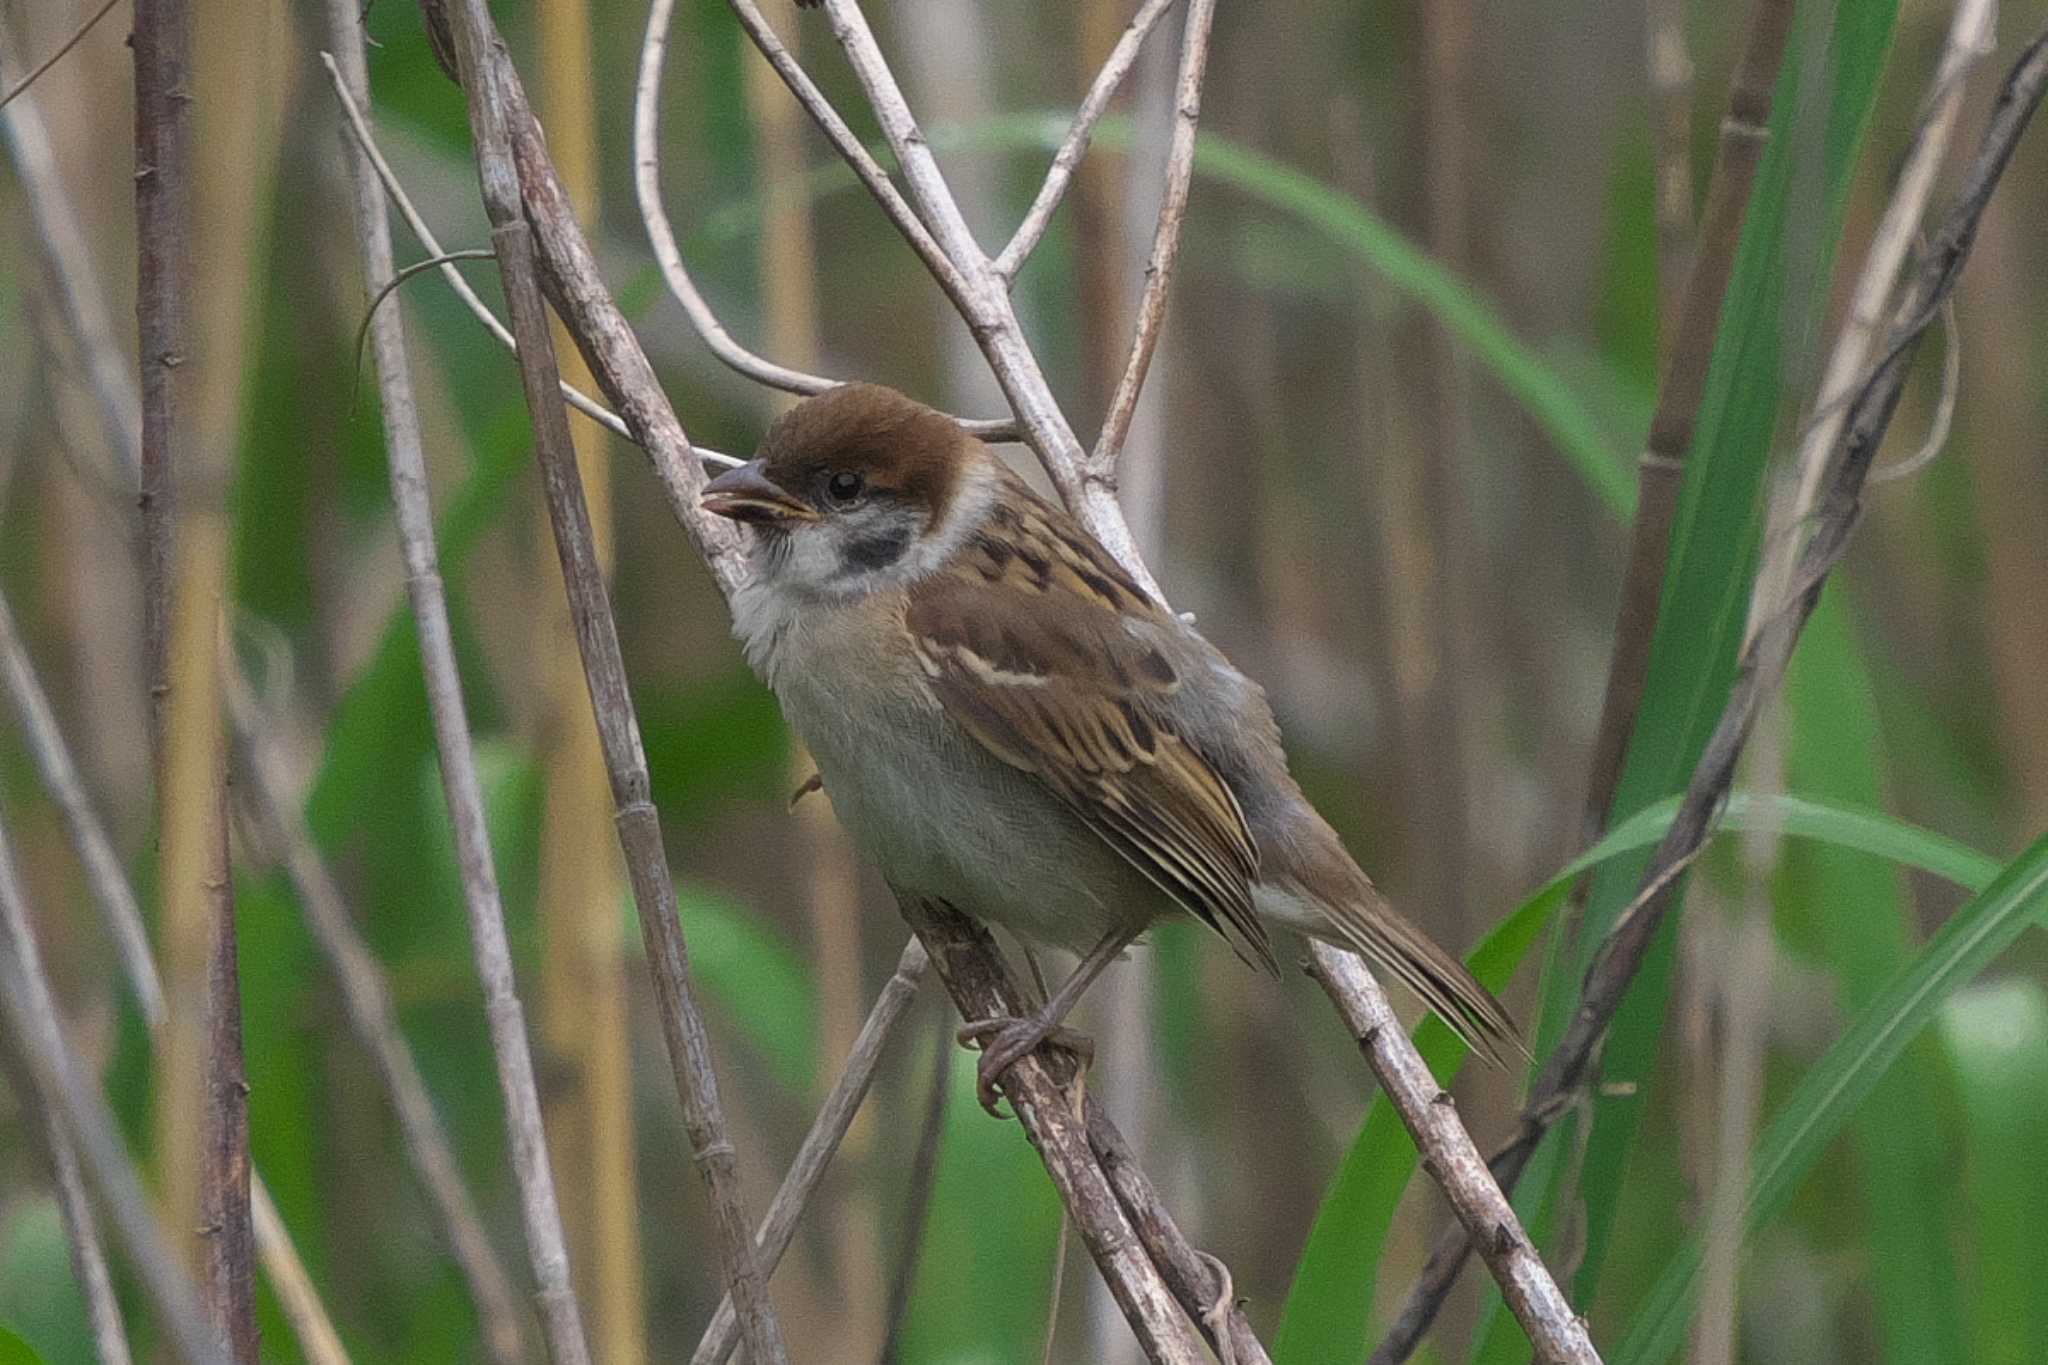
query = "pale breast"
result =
(735, 578, 1163, 952)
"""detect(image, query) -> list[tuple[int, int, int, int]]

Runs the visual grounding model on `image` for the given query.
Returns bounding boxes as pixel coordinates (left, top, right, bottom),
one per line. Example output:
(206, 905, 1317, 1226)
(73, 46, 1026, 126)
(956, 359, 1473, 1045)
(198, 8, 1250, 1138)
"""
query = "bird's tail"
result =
(1314, 898, 1525, 1068)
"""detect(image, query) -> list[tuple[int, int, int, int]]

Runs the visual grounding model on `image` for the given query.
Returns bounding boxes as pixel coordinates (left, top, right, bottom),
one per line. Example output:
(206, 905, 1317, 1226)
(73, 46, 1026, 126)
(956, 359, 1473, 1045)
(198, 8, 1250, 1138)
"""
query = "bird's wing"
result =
(906, 497, 1275, 971)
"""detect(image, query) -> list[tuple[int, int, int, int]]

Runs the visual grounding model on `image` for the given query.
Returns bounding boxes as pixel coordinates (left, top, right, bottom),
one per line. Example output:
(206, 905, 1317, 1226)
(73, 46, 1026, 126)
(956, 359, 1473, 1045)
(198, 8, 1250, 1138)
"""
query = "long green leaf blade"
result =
(1617, 831, 2048, 1364)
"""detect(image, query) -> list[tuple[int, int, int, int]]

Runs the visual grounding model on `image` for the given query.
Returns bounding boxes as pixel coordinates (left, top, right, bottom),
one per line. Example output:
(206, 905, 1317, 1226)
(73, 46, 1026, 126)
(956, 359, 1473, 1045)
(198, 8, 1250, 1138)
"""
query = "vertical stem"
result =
(533, 1, 649, 1359)
(132, 0, 185, 767)
(1577, 0, 1797, 839)
(0, 809, 221, 1365)
(332, 14, 596, 1362)
(134, 0, 258, 1348)
(437, 6, 786, 1356)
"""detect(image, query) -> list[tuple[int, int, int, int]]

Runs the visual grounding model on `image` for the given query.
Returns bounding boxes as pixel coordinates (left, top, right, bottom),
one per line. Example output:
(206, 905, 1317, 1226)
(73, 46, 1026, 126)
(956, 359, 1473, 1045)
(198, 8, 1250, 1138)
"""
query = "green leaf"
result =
(1274, 790, 1993, 1363)
(0, 1326, 47, 1365)
(1489, 8, 1903, 1354)
(1942, 979, 2048, 1365)
(1779, 591, 1965, 1365)
(1617, 831, 2048, 1365)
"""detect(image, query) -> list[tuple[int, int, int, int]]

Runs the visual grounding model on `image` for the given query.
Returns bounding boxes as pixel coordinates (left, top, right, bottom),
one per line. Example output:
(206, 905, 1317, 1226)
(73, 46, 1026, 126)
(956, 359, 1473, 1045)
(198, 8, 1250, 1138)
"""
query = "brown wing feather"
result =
(908, 495, 1276, 971)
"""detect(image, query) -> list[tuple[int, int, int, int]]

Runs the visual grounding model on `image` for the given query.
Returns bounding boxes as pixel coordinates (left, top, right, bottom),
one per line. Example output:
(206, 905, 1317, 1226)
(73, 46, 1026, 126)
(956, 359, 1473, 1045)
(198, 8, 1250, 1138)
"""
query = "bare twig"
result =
(1312, 949, 1596, 1365)
(0, 589, 164, 1022)
(333, 15, 595, 1365)
(0, 808, 222, 1365)
(635, 0, 1016, 440)
(991, 0, 1183, 281)
(1084, 1107, 1273, 1365)
(720, 0, 980, 308)
(319, 53, 634, 444)
(0, 0, 121, 113)
(812, 0, 1155, 584)
(1373, 20, 2048, 1360)
(1089, 0, 1214, 471)
(1777, 0, 1993, 531)
(201, 760, 259, 1364)
(913, 904, 1207, 1364)
(229, 676, 527, 1365)
(1, 1034, 135, 1365)
(877, 1008, 955, 1365)
(690, 939, 928, 1365)
(134, 0, 259, 1347)
(1577, 0, 1798, 837)
(132, 0, 185, 775)
(436, 1, 788, 1357)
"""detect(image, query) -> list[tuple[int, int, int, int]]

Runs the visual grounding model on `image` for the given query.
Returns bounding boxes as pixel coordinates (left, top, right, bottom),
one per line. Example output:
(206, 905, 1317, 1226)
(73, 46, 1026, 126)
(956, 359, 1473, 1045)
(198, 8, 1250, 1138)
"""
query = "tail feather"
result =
(1315, 899, 1526, 1067)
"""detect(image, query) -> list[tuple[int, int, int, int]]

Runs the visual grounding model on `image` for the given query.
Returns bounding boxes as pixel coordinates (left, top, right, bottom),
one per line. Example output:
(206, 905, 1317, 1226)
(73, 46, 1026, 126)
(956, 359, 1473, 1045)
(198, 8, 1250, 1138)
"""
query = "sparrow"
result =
(703, 384, 1518, 1113)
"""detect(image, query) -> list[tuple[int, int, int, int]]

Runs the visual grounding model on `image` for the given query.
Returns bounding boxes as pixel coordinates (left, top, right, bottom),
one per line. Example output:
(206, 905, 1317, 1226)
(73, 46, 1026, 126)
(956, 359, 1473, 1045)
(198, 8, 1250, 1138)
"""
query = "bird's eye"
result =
(826, 470, 865, 505)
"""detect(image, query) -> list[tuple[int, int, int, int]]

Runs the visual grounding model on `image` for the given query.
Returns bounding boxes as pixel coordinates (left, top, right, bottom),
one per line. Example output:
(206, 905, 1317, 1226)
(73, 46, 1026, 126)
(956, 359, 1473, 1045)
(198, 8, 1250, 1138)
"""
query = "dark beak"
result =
(700, 460, 819, 524)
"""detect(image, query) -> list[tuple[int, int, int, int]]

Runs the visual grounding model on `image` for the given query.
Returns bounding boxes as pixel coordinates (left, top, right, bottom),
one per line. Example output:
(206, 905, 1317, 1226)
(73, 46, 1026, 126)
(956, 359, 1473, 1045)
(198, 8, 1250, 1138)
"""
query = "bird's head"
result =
(702, 384, 989, 596)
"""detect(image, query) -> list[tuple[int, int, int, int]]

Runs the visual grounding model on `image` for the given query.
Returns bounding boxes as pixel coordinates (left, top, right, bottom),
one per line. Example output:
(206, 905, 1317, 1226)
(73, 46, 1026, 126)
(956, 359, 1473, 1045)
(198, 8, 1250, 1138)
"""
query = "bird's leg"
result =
(957, 926, 1134, 1116)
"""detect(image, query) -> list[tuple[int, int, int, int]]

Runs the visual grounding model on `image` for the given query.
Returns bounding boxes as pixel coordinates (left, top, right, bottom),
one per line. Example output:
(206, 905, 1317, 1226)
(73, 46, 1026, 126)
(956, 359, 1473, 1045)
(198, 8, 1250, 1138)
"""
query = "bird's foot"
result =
(956, 1016, 1094, 1117)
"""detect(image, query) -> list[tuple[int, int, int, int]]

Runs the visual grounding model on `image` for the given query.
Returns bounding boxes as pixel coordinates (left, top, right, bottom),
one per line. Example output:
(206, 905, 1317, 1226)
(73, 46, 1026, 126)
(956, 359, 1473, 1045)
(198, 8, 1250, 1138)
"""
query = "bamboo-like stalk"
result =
(327, 12, 598, 1364)
(0, 805, 222, 1365)
(532, 3, 651, 1361)
(431, 2, 789, 1357)
(1575, 0, 1798, 838)
(1371, 21, 2048, 1359)
(135, 0, 261, 1347)
(6, 36, 511, 1354)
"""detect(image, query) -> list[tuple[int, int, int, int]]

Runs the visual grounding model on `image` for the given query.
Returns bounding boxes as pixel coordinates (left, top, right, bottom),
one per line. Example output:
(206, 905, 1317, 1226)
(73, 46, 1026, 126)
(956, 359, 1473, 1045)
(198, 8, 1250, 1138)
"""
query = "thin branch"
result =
(876, 1007, 954, 1365)
(333, 16, 595, 1365)
(318, 53, 634, 445)
(0, 588, 164, 1022)
(6, 50, 518, 1354)
(0, 1034, 135, 1365)
(132, 0, 185, 778)
(689, 938, 930, 1365)
(719, 0, 980, 309)
(1088, 0, 1214, 472)
(228, 676, 527, 1365)
(0, 807, 221, 1365)
(633, 0, 1018, 438)
(0, 0, 122, 113)
(134, 0, 259, 1346)
(437, 1, 788, 1357)
(1777, 0, 1992, 528)
(1576, 0, 1798, 840)
(1084, 1106, 1272, 1365)
(1312, 948, 1596, 1365)
(912, 903, 1208, 1364)
(990, 0, 1182, 282)
(1371, 21, 2048, 1360)
(812, 0, 1155, 585)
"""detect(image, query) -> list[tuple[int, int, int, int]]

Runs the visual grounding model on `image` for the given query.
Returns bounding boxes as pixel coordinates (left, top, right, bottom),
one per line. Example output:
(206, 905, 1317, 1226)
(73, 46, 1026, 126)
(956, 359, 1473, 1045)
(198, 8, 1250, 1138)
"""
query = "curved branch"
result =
(1089, 0, 1214, 473)
(636, 0, 1019, 439)
(992, 0, 1183, 282)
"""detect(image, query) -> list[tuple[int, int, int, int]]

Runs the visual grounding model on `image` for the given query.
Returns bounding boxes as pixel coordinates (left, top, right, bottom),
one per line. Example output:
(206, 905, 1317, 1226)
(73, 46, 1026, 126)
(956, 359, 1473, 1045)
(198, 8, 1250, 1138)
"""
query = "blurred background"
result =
(2, 0, 2046, 1361)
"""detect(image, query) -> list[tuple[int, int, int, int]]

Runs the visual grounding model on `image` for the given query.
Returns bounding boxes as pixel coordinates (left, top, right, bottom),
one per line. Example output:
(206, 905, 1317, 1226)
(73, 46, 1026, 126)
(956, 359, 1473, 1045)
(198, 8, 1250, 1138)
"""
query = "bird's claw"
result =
(956, 1016, 1094, 1117)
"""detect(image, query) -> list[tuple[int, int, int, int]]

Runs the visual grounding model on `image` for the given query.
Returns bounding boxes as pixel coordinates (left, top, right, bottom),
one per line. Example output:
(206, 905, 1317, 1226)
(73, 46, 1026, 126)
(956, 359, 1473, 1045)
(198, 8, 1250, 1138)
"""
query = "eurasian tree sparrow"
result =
(704, 384, 1517, 1111)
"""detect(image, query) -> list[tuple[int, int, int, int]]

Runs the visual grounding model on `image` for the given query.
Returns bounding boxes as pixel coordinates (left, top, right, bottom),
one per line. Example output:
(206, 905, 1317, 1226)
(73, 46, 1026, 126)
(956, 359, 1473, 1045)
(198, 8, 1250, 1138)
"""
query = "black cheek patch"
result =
(840, 524, 913, 574)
